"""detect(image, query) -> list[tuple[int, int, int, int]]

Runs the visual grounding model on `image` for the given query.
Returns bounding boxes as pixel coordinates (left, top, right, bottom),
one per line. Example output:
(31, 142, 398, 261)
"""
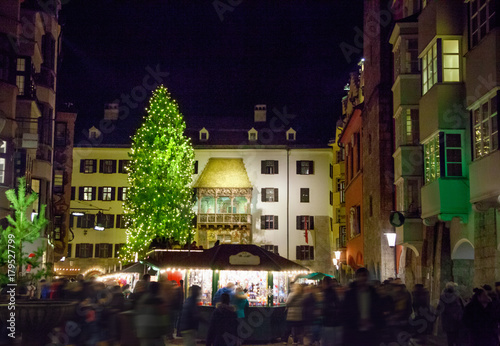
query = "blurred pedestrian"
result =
(321, 277, 342, 346)
(342, 267, 383, 346)
(180, 285, 202, 346)
(207, 293, 238, 346)
(302, 285, 322, 345)
(463, 287, 497, 346)
(134, 281, 168, 346)
(285, 283, 305, 344)
(411, 284, 431, 343)
(439, 281, 464, 346)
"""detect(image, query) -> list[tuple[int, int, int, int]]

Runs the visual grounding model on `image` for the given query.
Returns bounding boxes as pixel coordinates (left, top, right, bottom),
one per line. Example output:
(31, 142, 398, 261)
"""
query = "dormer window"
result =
(199, 127, 209, 141)
(248, 128, 258, 141)
(286, 128, 296, 141)
(89, 126, 101, 139)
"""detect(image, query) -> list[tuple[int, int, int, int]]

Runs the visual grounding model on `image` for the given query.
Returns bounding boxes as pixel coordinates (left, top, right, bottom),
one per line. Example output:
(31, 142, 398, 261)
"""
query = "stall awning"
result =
(145, 245, 308, 272)
(296, 272, 333, 281)
(120, 262, 157, 275)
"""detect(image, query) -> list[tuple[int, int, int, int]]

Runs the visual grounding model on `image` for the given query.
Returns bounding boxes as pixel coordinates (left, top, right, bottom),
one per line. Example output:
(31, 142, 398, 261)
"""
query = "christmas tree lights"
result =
(120, 86, 195, 262)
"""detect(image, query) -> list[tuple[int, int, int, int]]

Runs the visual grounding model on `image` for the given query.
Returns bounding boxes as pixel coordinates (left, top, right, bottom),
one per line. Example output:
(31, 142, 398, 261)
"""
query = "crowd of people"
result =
(284, 267, 500, 346)
(2, 268, 500, 345)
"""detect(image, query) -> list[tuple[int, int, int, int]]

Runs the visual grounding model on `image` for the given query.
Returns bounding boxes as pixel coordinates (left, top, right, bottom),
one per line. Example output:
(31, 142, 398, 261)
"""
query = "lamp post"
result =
(384, 232, 397, 278)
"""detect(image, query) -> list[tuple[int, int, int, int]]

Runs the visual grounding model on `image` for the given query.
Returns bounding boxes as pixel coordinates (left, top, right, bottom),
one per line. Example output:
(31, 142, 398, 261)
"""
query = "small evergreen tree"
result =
(0, 177, 51, 285)
(121, 86, 195, 262)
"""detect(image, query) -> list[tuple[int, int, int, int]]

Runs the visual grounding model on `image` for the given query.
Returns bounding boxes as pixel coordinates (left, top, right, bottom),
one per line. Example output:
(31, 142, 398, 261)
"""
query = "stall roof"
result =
(145, 245, 308, 272)
(120, 262, 157, 275)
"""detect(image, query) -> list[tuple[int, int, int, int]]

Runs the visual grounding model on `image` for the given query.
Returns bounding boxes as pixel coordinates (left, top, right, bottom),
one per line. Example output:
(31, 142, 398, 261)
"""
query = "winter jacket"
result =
(286, 291, 304, 322)
(232, 295, 249, 319)
(439, 288, 463, 332)
(206, 303, 238, 346)
(213, 287, 234, 305)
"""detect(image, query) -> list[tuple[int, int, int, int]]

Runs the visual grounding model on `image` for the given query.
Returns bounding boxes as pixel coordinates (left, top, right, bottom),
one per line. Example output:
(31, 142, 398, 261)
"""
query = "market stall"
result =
(96, 262, 157, 291)
(144, 244, 308, 342)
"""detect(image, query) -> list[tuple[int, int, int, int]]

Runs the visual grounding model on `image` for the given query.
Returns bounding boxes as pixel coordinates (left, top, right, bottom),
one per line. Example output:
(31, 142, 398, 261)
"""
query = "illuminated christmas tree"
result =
(121, 86, 195, 262)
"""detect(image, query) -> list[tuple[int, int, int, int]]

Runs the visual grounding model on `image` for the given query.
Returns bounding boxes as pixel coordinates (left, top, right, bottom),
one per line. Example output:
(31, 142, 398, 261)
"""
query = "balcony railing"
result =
(198, 213, 251, 225)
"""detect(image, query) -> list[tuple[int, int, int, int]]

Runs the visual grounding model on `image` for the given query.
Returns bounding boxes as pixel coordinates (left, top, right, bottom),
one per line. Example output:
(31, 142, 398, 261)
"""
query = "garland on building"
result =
(121, 86, 195, 262)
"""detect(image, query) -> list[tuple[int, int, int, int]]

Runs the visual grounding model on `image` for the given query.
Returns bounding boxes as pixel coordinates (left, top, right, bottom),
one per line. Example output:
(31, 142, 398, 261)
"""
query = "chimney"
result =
(104, 103, 119, 120)
(254, 104, 266, 122)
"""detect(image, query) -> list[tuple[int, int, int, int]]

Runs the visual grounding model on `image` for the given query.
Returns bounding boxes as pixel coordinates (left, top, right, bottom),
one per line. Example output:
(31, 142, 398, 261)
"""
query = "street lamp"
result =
(384, 232, 397, 278)
(384, 233, 396, 248)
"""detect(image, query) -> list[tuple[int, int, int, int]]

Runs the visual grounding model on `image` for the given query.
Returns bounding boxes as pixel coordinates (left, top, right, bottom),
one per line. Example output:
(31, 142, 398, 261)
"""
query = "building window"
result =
(442, 40, 460, 82)
(394, 38, 419, 76)
(424, 134, 440, 184)
(71, 187, 75, 200)
(422, 39, 461, 95)
(296, 160, 314, 175)
(79, 186, 96, 201)
(396, 109, 420, 147)
(53, 170, 63, 193)
(422, 41, 438, 94)
(114, 243, 125, 258)
(329, 164, 333, 178)
(53, 215, 62, 240)
(16, 75, 25, 96)
(118, 160, 130, 173)
(260, 215, 278, 230)
(336, 148, 345, 163)
(300, 188, 310, 203)
(349, 206, 361, 238)
(287, 129, 296, 141)
(261, 188, 278, 202)
(194, 160, 198, 174)
(100, 160, 116, 174)
(80, 159, 97, 173)
(117, 187, 128, 201)
(248, 129, 258, 141)
(444, 133, 463, 177)
(470, 0, 496, 47)
(296, 245, 314, 261)
(296, 215, 314, 230)
(101, 214, 115, 229)
(95, 243, 113, 258)
(473, 93, 498, 159)
(339, 226, 347, 248)
(336, 178, 345, 203)
(261, 245, 279, 254)
(99, 187, 115, 201)
(369, 195, 373, 217)
(330, 191, 333, 206)
(261, 160, 279, 174)
(199, 128, 209, 141)
(67, 243, 72, 258)
(76, 214, 95, 228)
(0, 140, 7, 184)
(75, 243, 93, 258)
(116, 215, 127, 229)
(55, 122, 67, 147)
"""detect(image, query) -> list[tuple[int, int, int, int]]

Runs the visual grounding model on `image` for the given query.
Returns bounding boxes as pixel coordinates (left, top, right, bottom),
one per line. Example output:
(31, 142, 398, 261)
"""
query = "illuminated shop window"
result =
(473, 92, 498, 159)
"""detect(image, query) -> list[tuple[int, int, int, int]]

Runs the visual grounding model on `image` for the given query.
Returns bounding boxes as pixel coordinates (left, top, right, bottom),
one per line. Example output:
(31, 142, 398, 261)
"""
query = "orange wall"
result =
(341, 108, 364, 269)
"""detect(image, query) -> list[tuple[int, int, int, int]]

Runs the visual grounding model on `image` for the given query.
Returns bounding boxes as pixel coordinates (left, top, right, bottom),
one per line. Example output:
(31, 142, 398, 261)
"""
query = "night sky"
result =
(56, 1, 364, 133)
